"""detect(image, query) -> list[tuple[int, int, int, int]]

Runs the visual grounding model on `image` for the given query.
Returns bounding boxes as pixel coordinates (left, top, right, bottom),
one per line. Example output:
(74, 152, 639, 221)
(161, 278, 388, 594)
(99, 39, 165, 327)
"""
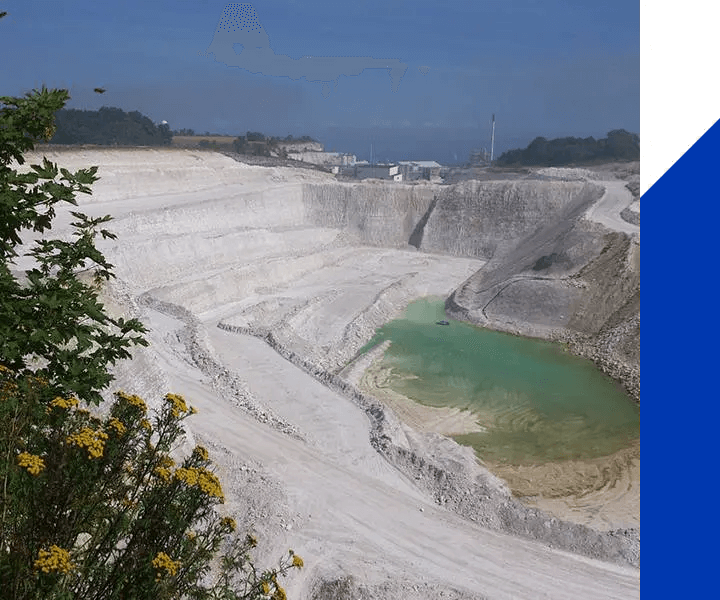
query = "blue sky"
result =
(0, 0, 639, 163)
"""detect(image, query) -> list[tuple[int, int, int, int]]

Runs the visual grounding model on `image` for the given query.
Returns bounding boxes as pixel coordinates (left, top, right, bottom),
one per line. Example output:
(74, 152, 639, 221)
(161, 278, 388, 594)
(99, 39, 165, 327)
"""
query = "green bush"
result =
(1, 83, 301, 598)
(1, 87, 148, 406)
(0, 379, 300, 599)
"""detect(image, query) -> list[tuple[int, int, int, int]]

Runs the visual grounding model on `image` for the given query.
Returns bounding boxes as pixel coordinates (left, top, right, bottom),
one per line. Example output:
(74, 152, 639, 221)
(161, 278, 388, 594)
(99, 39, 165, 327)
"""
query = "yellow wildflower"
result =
(247, 534, 258, 548)
(190, 405, 198, 415)
(159, 455, 175, 468)
(116, 391, 147, 413)
(50, 396, 79, 410)
(174, 467, 224, 501)
(196, 468, 224, 501)
(17, 452, 45, 475)
(34, 545, 75, 574)
(108, 417, 126, 435)
(165, 393, 188, 417)
(261, 581, 270, 595)
(272, 584, 287, 600)
(152, 552, 181, 580)
(192, 445, 209, 461)
(220, 517, 236, 532)
(66, 427, 109, 459)
(291, 554, 304, 568)
(154, 466, 172, 482)
(140, 418, 152, 431)
(174, 467, 198, 487)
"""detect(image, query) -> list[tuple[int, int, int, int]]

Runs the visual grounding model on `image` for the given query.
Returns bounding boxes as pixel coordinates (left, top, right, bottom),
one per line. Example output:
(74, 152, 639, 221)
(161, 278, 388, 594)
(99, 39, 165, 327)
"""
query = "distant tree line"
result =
(49, 107, 172, 146)
(496, 129, 639, 166)
(279, 134, 317, 143)
(232, 132, 318, 157)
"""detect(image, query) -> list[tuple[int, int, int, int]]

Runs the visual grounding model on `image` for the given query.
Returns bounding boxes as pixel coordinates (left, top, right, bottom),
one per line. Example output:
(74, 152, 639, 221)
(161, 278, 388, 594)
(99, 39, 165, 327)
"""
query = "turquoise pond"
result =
(358, 298, 640, 466)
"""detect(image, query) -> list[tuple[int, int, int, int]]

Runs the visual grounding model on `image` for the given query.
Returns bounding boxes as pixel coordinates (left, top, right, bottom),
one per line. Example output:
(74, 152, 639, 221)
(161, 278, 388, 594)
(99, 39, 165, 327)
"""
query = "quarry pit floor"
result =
(18, 149, 640, 600)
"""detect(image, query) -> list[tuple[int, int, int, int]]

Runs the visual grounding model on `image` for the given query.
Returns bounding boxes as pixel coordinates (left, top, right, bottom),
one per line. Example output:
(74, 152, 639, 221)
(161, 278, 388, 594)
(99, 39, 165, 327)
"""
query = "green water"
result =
(359, 298, 640, 465)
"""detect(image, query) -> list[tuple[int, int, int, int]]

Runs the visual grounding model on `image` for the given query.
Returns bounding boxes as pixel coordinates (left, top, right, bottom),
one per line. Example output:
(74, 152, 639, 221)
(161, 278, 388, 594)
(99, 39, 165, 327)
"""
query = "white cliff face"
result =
(15, 149, 640, 598)
(302, 181, 437, 248)
(423, 180, 605, 258)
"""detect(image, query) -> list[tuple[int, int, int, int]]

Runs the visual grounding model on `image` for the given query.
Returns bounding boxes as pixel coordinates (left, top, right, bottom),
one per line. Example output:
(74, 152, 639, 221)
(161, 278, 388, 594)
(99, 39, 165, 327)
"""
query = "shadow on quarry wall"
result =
(408, 195, 438, 249)
(302, 182, 436, 249)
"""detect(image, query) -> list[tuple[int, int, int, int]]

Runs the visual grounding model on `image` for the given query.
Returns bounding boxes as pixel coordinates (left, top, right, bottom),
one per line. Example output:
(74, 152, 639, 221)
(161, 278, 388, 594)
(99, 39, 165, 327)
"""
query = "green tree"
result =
(51, 106, 172, 146)
(1, 87, 148, 405)
(496, 130, 639, 166)
(1, 83, 300, 598)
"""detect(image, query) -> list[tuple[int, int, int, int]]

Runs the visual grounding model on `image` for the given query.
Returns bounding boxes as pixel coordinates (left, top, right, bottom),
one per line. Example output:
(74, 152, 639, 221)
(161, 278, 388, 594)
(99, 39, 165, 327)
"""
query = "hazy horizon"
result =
(1, 1, 639, 164)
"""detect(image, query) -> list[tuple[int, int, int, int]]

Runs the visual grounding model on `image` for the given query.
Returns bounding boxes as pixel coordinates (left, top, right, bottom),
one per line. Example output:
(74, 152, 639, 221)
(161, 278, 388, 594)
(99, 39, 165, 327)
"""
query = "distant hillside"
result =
(496, 130, 639, 166)
(50, 106, 172, 146)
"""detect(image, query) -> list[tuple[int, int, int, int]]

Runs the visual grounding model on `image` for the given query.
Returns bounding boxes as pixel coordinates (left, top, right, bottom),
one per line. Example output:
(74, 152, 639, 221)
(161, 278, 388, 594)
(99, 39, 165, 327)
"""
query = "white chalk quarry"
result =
(18, 148, 640, 600)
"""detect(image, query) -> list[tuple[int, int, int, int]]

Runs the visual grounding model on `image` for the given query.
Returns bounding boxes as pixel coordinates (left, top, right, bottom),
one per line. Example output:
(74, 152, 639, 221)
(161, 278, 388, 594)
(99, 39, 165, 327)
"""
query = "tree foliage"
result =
(49, 106, 172, 146)
(232, 132, 318, 157)
(1, 87, 148, 405)
(496, 129, 639, 166)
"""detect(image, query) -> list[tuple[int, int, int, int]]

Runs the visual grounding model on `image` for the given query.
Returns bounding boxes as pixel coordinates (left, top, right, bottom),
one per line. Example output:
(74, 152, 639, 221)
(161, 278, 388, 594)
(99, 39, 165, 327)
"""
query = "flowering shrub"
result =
(34, 545, 76, 575)
(0, 372, 302, 599)
(0, 76, 303, 598)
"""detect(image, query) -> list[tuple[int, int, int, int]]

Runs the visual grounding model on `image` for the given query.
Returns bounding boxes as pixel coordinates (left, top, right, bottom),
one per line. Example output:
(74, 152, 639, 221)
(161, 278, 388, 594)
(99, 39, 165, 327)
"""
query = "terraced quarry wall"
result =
(22, 149, 639, 392)
(301, 179, 605, 259)
(22, 149, 639, 393)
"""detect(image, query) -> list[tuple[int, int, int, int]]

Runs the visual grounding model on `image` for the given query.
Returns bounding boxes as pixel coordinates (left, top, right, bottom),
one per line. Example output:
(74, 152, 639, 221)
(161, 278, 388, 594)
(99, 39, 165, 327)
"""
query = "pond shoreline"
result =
(344, 301, 640, 532)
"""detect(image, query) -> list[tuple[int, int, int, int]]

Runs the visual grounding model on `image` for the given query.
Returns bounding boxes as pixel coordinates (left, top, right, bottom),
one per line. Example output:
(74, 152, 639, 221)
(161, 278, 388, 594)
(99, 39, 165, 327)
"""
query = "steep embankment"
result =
(423, 180, 604, 258)
(442, 177, 640, 401)
(301, 181, 436, 248)
(16, 149, 640, 599)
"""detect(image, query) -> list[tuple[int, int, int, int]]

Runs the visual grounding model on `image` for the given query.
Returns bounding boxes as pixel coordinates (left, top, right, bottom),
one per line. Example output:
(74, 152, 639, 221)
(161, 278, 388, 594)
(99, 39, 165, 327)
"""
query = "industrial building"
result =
(343, 163, 402, 181)
(397, 160, 442, 181)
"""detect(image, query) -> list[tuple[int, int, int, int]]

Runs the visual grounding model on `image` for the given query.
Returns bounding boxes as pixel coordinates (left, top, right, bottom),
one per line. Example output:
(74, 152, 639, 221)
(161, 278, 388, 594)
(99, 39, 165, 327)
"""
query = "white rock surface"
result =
(16, 149, 639, 599)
